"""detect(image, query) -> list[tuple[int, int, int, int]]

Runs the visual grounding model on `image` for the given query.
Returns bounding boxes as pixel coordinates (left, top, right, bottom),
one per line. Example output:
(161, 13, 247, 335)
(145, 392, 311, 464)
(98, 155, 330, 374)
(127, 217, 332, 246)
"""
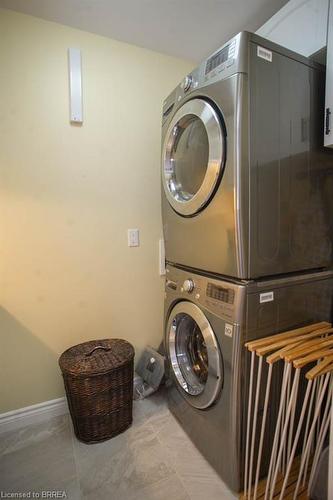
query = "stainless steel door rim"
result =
(162, 98, 224, 216)
(167, 301, 223, 409)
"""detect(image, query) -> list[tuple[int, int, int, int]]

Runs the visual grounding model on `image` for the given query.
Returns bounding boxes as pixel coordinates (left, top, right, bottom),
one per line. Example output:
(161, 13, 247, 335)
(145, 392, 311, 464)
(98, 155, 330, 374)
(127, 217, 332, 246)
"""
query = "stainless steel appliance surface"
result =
(161, 31, 333, 280)
(164, 264, 333, 492)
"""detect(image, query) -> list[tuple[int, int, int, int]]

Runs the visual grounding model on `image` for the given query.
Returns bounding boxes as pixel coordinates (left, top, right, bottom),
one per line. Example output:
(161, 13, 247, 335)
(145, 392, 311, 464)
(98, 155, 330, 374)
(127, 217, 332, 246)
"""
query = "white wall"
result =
(0, 8, 193, 413)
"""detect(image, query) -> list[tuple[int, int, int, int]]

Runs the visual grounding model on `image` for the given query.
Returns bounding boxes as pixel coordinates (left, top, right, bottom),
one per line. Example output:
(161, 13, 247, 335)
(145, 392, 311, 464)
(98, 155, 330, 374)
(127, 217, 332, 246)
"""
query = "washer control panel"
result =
(165, 265, 244, 323)
(204, 281, 236, 321)
(206, 282, 235, 304)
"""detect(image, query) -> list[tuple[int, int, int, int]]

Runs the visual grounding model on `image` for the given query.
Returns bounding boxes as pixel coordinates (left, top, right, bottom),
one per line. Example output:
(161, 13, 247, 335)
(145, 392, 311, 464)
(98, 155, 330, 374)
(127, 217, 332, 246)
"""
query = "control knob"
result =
(183, 279, 195, 293)
(181, 75, 193, 92)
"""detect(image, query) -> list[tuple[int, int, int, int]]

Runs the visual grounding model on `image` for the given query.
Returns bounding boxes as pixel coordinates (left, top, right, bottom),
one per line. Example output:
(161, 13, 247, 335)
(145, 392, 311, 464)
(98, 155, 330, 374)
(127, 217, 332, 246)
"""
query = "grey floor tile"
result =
(181, 475, 238, 500)
(128, 473, 190, 500)
(154, 412, 237, 500)
(148, 406, 174, 435)
(0, 415, 80, 500)
(73, 420, 175, 500)
(0, 414, 68, 456)
(132, 388, 169, 427)
(0, 389, 239, 500)
(132, 399, 149, 426)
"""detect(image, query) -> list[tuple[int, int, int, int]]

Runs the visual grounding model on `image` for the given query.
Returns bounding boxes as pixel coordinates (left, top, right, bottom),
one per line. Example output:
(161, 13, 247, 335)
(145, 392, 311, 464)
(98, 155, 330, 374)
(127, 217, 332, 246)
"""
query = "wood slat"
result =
(284, 335, 333, 362)
(255, 328, 333, 356)
(245, 322, 331, 351)
(239, 456, 310, 499)
(306, 356, 333, 379)
(293, 348, 333, 369)
(266, 336, 333, 365)
(266, 340, 303, 364)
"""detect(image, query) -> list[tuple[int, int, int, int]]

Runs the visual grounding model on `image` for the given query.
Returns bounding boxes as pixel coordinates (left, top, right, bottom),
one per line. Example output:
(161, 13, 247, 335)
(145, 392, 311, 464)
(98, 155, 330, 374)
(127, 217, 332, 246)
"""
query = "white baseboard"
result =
(0, 397, 69, 434)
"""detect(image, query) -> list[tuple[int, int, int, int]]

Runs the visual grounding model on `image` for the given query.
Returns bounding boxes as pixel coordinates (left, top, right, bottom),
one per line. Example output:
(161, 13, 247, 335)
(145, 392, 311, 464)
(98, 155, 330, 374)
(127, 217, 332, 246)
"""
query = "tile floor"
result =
(0, 390, 237, 500)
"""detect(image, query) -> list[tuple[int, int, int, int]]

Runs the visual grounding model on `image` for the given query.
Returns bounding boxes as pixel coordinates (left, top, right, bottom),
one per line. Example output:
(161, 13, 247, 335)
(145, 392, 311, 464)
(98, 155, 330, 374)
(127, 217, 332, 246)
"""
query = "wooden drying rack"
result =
(241, 321, 333, 500)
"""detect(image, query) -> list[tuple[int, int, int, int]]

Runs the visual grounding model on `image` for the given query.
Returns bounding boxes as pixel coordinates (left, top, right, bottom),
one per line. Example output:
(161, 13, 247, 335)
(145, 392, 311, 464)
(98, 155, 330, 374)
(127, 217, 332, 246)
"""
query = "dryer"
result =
(164, 264, 333, 492)
(161, 31, 333, 279)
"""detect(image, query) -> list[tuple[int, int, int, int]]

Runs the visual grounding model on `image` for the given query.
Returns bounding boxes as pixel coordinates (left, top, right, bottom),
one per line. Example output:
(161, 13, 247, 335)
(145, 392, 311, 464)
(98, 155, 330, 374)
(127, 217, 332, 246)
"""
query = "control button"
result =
(166, 279, 177, 291)
(181, 75, 193, 92)
(195, 293, 200, 300)
(183, 279, 195, 293)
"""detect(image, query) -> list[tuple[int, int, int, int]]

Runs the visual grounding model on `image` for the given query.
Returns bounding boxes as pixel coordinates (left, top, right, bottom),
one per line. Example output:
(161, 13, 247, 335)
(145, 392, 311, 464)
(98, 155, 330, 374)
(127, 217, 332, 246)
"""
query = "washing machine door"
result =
(162, 98, 225, 217)
(166, 301, 223, 409)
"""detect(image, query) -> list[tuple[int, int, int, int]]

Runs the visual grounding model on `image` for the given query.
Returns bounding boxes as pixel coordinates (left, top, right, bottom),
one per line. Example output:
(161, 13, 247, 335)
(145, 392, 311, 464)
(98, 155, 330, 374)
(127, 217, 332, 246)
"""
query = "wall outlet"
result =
(128, 228, 140, 247)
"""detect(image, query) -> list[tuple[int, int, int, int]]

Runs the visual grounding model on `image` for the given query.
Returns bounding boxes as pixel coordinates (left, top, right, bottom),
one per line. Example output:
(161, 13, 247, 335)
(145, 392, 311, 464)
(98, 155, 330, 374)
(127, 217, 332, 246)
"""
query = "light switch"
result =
(159, 238, 166, 275)
(128, 229, 140, 247)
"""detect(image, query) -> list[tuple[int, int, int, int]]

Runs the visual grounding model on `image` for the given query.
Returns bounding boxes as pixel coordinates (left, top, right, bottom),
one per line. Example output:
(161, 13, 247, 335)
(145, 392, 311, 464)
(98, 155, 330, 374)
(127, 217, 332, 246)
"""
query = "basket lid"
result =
(59, 338, 134, 376)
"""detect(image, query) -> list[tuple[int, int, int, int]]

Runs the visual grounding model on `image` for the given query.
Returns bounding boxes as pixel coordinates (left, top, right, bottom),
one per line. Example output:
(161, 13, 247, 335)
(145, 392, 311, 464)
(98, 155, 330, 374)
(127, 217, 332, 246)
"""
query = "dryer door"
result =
(162, 98, 225, 217)
(166, 301, 223, 409)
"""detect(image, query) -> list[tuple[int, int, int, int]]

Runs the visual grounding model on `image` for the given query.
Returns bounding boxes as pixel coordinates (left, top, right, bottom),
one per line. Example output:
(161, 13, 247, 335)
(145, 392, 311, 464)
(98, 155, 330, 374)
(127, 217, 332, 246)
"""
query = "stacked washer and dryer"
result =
(160, 31, 333, 493)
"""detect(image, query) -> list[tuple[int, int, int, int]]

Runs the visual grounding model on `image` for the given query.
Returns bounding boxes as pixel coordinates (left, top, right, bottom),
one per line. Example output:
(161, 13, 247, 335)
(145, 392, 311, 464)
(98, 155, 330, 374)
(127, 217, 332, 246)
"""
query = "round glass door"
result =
(162, 98, 225, 217)
(167, 301, 223, 409)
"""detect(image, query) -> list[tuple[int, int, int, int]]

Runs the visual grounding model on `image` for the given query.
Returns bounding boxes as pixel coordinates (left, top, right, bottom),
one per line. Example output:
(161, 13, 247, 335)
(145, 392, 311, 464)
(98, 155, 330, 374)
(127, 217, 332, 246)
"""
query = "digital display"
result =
(205, 45, 229, 75)
(206, 283, 235, 304)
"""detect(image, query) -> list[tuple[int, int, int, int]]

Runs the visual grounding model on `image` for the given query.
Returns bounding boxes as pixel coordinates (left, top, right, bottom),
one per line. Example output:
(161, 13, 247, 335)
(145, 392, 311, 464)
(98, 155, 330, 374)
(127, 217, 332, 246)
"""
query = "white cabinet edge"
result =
(324, 0, 333, 147)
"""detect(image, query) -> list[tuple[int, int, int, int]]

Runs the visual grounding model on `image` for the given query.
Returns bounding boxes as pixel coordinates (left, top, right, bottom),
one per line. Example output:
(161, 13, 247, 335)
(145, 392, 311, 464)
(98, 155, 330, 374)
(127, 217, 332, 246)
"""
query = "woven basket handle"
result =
(85, 345, 111, 356)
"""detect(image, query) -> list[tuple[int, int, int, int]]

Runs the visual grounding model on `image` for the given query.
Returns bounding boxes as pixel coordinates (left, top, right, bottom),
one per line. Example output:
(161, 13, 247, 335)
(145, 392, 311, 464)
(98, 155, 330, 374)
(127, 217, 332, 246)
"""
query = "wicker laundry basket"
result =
(59, 338, 134, 443)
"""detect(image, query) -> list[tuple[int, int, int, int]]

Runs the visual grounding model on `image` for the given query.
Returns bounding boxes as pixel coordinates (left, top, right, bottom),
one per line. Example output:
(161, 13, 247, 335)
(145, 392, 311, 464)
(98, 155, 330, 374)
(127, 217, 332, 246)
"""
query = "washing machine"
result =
(164, 264, 333, 492)
(161, 31, 333, 279)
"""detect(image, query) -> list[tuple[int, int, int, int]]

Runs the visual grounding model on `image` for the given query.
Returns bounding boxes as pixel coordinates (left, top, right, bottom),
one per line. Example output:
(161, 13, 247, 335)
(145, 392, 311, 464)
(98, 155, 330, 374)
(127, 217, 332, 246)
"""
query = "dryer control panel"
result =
(204, 38, 238, 77)
(162, 31, 249, 118)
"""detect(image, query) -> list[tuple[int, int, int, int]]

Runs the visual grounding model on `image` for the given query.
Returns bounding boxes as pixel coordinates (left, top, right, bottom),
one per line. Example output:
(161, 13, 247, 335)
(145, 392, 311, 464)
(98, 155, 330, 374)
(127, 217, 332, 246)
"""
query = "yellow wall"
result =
(0, 8, 193, 412)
